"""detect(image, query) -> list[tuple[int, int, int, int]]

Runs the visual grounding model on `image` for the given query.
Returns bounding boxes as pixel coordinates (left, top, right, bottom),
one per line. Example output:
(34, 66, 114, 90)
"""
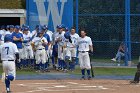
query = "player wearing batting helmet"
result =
(0, 34, 19, 93)
(31, 26, 48, 72)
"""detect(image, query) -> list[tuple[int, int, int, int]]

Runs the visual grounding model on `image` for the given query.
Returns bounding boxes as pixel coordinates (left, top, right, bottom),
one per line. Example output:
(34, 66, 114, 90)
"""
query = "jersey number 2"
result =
(5, 47, 9, 54)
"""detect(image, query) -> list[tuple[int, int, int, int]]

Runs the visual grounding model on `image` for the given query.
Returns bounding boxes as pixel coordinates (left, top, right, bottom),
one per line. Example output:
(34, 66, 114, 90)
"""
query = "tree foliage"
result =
(0, 0, 25, 9)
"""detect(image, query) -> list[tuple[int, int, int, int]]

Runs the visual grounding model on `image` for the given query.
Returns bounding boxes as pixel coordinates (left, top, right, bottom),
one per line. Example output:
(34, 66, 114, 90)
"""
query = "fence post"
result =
(125, 0, 131, 66)
(26, 0, 29, 25)
(76, 0, 79, 33)
(75, 0, 79, 65)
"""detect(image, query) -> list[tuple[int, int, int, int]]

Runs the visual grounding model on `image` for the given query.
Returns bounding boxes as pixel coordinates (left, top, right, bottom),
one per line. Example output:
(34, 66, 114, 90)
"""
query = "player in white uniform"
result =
(55, 25, 65, 70)
(22, 26, 34, 68)
(5, 25, 14, 35)
(0, 25, 6, 45)
(0, 34, 19, 93)
(77, 30, 93, 80)
(52, 26, 60, 69)
(31, 27, 48, 72)
(43, 25, 53, 59)
(65, 27, 79, 71)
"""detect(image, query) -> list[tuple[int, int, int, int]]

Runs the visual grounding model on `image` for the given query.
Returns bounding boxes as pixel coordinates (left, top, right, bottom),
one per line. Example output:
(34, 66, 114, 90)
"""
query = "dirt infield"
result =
(0, 79, 139, 93)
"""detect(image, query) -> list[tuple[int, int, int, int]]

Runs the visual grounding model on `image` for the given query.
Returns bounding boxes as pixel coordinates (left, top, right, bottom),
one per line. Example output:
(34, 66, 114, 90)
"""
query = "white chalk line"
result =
(13, 82, 112, 93)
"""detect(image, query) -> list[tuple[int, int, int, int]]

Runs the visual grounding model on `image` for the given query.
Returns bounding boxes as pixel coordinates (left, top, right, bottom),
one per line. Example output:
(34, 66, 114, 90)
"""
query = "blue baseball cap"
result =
(15, 25, 21, 29)
(56, 25, 62, 29)
(4, 34, 12, 42)
(23, 26, 29, 31)
(43, 25, 48, 30)
(9, 25, 14, 28)
(1, 25, 5, 29)
(35, 25, 39, 29)
(6, 25, 10, 29)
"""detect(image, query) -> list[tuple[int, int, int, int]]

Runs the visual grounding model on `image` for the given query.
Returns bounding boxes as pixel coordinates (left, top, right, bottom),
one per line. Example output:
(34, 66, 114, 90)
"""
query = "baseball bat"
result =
(90, 53, 95, 78)
(90, 63, 94, 78)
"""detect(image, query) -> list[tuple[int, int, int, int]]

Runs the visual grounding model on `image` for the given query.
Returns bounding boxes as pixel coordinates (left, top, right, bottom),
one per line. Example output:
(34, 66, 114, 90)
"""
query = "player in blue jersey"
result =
(11, 25, 23, 69)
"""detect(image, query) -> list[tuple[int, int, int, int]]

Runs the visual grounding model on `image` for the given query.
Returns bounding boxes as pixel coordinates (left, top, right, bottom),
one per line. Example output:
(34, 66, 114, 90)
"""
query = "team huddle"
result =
(0, 24, 93, 93)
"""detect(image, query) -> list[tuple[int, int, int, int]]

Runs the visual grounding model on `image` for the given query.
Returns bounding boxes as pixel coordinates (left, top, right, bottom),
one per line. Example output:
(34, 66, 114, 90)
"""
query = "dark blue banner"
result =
(26, 0, 73, 31)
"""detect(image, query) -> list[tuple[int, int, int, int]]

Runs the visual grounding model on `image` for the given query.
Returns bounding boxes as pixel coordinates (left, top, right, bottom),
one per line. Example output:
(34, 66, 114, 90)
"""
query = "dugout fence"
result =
(74, 0, 140, 66)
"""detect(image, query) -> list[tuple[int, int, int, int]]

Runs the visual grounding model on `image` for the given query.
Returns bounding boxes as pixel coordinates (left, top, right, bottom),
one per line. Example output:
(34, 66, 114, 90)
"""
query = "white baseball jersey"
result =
(23, 32, 32, 46)
(67, 33, 79, 48)
(32, 30, 38, 38)
(32, 37, 48, 49)
(0, 29, 6, 41)
(77, 36, 92, 51)
(5, 31, 13, 35)
(57, 31, 65, 46)
(19, 30, 23, 34)
(0, 42, 19, 60)
(32, 37, 48, 64)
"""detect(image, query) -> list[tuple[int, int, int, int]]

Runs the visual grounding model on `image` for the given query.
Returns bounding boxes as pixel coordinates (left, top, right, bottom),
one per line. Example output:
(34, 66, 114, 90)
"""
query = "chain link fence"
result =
(74, 0, 140, 66)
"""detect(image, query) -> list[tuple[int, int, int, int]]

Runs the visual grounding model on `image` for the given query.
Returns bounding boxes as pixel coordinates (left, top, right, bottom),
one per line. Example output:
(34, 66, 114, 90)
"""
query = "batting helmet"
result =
(4, 34, 12, 42)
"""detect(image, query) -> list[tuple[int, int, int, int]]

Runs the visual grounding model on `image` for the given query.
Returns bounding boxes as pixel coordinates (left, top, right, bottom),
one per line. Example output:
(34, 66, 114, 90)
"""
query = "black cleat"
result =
(7, 91, 12, 93)
(130, 80, 139, 84)
(88, 76, 92, 80)
(81, 76, 86, 80)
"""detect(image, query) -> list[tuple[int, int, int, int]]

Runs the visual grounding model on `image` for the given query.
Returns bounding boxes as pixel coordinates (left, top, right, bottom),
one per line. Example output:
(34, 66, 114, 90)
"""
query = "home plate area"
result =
(1, 80, 140, 93)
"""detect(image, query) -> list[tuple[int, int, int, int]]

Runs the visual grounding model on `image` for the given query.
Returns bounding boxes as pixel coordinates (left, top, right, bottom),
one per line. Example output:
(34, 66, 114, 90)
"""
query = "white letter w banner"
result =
(26, 0, 73, 31)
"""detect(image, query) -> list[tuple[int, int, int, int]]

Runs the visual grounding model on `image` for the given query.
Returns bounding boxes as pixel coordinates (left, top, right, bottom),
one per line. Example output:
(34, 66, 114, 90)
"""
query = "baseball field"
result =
(0, 63, 139, 93)
(0, 79, 140, 93)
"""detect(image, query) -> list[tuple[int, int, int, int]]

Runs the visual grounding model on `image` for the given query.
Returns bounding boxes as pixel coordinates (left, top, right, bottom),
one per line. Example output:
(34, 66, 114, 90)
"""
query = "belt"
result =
(2, 60, 14, 61)
(37, 48, 45, 50)
(79, 51, 89, 53)
(25, 45, 30, 46)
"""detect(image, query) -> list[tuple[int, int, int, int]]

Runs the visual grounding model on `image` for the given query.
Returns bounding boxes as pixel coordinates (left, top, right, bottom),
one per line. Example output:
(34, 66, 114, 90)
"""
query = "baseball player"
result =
(5, 25, 14, 35)
(111, 42, 125, 66)
(52, 25, 61, 69)
(42, 25, 51, 71)
(0, 34, 19, 93)
(130, 62, 140, 84)
(31, 26, 48, 72)
(65, 27, 79, 71)
(11, 25, 23, 69)
(22, 26, 34, 68)
(55, 25, 66, 70)
(43, 25, 53, 59)
(0, 25, 6, 45)
(6, 25, 10, 31)
(77, 30, 93, 80)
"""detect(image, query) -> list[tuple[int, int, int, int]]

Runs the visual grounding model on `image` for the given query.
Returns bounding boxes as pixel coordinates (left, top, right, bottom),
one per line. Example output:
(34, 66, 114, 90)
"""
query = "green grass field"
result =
(71, 67, 137, 76)
(0, 62, 137, 76)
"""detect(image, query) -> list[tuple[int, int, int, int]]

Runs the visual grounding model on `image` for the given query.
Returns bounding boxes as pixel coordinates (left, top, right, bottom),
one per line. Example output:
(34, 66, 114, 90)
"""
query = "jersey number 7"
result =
(5, 47, 9, 54)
